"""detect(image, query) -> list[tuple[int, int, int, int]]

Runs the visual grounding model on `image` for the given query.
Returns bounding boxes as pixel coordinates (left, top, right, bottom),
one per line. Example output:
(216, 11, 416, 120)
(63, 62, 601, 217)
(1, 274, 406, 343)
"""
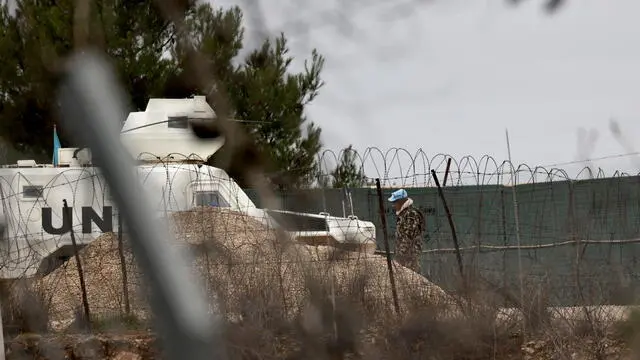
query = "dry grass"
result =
(0, 207, 634, 359)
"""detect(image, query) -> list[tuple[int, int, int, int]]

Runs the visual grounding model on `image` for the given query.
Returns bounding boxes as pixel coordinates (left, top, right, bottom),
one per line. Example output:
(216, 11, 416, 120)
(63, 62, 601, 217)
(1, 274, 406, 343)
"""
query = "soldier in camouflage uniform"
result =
(388, 189, 425, 273)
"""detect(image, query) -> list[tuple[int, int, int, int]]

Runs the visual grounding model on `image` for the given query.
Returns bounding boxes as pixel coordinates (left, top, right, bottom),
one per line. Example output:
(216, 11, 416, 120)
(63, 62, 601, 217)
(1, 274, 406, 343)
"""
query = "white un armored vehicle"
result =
(0, 96, 377, 278)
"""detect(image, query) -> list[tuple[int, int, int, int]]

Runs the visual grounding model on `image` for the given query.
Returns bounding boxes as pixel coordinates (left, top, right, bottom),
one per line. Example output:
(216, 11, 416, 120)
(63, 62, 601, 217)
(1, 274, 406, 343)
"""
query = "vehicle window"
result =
(194, 191, 230, 208)
(23, 185, 43, 199)
(167, 116, 189, 129)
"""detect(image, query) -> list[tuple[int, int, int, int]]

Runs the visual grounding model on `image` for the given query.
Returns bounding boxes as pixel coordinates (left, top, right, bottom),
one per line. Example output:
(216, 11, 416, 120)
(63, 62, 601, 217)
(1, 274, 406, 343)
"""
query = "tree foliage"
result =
(0, 0, 325, 188)
(229, 35, 324, 189)
(331, 145, 366, 189)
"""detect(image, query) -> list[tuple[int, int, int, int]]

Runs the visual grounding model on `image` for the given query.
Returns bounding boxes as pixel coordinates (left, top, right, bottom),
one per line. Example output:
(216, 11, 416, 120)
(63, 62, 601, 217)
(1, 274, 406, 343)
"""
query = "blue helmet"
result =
(388, 189, 408, 202)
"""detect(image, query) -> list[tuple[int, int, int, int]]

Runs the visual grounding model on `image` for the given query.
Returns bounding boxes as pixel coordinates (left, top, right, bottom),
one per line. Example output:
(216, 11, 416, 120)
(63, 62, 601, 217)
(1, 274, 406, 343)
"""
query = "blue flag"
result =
(52, 126, 61, 166)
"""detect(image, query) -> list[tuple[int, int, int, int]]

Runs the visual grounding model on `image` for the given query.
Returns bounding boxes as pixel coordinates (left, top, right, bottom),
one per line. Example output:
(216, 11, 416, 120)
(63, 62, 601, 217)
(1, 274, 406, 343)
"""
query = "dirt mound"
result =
(37, 208, 451, 328)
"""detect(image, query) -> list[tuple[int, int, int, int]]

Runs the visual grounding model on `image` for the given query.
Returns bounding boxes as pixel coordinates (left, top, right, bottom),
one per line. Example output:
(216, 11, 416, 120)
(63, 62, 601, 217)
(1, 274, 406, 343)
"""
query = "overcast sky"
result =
(7, 0, 640, 182)
(208, 0, 640, 181)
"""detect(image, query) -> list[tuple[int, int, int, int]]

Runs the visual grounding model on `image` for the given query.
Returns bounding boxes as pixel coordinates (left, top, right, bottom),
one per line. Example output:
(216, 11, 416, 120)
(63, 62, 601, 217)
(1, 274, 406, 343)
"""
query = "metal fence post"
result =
(63, 199, 91, 331)
(375, 179, 400, 315)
